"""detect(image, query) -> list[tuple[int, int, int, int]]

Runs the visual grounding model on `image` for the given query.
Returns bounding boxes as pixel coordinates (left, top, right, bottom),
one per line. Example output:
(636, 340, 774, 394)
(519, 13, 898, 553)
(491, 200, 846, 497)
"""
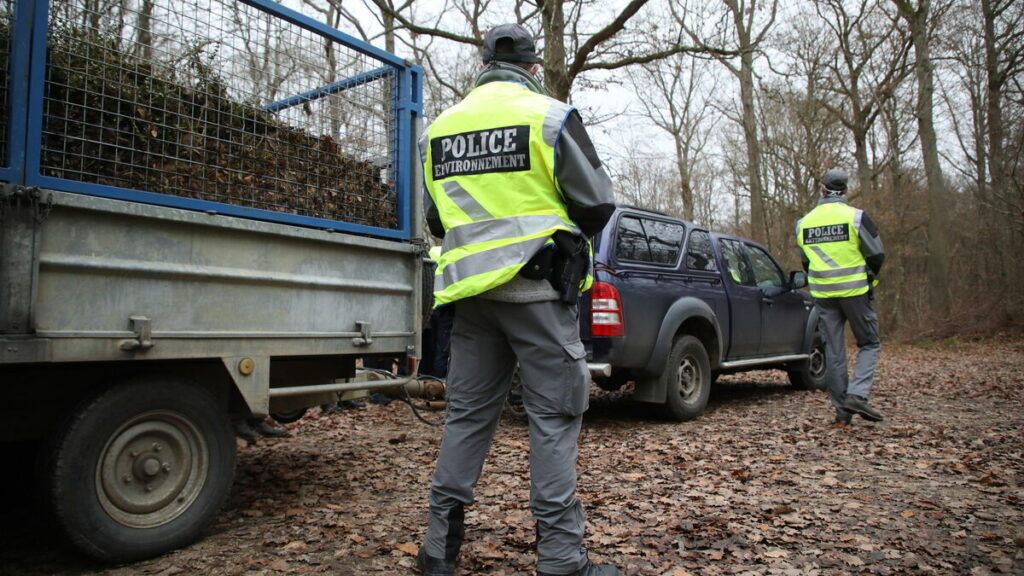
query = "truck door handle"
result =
(761, 298, 773, 305)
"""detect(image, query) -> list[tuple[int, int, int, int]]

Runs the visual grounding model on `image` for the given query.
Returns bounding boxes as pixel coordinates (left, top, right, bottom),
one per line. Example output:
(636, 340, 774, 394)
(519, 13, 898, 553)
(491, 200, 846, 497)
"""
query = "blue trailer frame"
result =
(1, 0, 423, 240)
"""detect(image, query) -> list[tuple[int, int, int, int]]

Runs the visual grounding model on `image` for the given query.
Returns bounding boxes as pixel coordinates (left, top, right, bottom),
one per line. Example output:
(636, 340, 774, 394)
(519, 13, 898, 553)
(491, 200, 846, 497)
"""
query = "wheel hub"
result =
(810, 346, 826, 378)
(97, 411, 207, 528)
(677, 357, 698, 399)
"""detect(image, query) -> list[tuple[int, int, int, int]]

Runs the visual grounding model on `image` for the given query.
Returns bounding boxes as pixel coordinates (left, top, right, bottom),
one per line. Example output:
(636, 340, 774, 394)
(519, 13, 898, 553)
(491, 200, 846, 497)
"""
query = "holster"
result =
(520, 244, 554, 280)
(548, 230, 589, 305)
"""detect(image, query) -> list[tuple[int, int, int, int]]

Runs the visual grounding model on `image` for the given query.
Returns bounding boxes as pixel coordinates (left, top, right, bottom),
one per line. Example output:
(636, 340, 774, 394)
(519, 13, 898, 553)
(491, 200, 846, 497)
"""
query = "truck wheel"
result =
(788, 333, 827, 390)
(661, 335, 712, 421)
(46, 376, 236, 562)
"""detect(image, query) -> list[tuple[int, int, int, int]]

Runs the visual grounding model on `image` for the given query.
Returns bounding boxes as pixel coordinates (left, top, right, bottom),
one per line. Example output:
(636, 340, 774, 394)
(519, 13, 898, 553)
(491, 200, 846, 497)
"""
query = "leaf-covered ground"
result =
(2, 336, 1022, 575)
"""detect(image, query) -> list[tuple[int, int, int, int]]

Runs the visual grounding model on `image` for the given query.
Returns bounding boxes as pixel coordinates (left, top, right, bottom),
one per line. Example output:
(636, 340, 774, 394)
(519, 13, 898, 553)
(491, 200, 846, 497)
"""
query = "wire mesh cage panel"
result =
(40, 0, 402, 230)
(0, 0, 11, 171)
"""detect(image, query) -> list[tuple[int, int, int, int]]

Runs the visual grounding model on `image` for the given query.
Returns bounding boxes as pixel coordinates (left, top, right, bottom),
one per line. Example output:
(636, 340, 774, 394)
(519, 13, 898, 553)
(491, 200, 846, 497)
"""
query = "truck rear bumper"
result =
(587, 362, 612, 378)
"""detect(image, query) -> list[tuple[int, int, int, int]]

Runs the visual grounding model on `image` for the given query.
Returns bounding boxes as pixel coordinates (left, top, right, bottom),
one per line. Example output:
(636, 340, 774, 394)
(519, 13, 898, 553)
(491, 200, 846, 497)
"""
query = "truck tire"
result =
(660, 335, 712, 421)
(787, 333, 827, 390)
(46, 376, 236, 562)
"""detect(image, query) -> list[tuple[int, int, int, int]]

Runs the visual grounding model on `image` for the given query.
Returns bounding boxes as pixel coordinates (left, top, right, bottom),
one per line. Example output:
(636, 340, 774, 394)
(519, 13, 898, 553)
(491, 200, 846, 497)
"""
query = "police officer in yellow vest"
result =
(415, 24, 616, 576)
(796, 169, 885, 425)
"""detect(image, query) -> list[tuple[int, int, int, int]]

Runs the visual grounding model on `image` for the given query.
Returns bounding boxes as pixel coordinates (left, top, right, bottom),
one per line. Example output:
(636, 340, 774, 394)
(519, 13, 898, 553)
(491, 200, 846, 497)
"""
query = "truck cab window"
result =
(614, 215, 684, 266)
(646, 220, 685, 265)
(719, 239, 753, 285)
(685, 230, 717, 272)
(747, 245, 785, 288)
(614, 216, 650, 262)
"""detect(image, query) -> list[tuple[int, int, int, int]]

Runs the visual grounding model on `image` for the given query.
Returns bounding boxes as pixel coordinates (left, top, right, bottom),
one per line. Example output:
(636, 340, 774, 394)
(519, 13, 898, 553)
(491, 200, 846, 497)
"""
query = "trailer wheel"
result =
(661, 335, 711, 421)
(270, 408, 307, 424)
(47, 376, 235, 562)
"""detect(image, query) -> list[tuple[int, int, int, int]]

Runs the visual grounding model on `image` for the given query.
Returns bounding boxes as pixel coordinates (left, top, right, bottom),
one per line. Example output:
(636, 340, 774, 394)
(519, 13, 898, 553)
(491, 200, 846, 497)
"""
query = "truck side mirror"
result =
(789, 271, 808, 290)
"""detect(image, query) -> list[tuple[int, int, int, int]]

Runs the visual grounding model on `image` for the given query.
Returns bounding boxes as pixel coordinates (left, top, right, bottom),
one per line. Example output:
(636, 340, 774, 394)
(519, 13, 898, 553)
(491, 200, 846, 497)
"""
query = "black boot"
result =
(232, 419, 259, 443)
(254, 420, 291, 438)
(843, 395, 884, 422)
(416, 548, 457, 576)
(537, 559, 619, 576)
(415, 505, 464, 576)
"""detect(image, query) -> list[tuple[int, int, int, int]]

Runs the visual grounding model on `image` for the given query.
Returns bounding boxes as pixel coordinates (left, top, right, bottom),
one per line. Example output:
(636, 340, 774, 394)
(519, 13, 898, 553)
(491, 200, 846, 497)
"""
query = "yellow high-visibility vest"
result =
(424, 81, 588, 306)
(797, 202, 872, 298)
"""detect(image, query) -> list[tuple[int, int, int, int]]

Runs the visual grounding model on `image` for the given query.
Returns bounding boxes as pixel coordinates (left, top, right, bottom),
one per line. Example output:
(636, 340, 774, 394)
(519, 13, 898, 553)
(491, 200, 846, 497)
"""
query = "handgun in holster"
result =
(549, 230, 589, 305)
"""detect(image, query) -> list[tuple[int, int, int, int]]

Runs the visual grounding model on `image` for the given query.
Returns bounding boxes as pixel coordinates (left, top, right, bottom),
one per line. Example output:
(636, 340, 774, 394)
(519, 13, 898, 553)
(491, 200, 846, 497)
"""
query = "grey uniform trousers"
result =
(423, 298, 591, 575)
(815, 294, 881, 419)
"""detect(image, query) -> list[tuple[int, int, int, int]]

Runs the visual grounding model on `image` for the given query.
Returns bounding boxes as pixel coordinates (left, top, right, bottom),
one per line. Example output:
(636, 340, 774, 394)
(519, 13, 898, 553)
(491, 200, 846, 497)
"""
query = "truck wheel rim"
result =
(809, 346, 826, 379)
(677, 357, 700, 400)
(96, 411, 208, 528)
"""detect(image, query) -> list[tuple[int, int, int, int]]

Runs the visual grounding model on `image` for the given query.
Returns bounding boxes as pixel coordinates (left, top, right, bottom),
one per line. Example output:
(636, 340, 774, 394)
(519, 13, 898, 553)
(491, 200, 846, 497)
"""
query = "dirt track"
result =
(2, 336, 1022, 575)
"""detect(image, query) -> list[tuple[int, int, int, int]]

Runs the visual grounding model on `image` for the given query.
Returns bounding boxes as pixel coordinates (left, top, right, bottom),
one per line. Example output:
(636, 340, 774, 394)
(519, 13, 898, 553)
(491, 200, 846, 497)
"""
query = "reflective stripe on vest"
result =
(425, 81, 584, 306)
(797, 202, 869, 298)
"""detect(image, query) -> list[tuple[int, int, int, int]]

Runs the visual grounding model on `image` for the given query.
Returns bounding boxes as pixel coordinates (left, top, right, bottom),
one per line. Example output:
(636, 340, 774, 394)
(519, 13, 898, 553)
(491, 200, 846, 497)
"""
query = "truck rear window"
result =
(614, 215, 685, 266)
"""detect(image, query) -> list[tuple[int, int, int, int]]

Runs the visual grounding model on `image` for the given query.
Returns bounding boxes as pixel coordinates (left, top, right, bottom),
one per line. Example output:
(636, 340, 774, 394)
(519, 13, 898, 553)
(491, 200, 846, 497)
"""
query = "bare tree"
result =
(757, 81, 848, 258)
(894, 0, 953, 319)
(811, 0, 912, 198)
(981, 0, 1024, 236)
(605, 143, 680, 216)
(365, 0, 734, 103)
(231, 5, 298, 103)
(676, 0, 778, 244)
(627, 47, 718, 221)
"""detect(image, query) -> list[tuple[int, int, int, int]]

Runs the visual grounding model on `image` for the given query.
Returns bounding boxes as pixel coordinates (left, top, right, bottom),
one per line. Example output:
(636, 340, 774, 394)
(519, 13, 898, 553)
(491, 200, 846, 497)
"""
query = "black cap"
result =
(482, 23, 540, 64)
(822, 169, 848, 192)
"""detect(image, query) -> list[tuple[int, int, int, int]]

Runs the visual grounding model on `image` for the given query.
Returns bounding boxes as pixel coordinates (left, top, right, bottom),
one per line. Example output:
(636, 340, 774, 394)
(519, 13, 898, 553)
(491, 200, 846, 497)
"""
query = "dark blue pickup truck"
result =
(581, 206, 825, 420)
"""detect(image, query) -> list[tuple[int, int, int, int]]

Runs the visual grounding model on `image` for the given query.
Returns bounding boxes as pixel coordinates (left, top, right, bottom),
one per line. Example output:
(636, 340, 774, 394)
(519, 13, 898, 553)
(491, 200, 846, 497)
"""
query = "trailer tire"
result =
(270, 408, 307, 424)
(660, 335, 712, 421)
(47, 376, 235, 562)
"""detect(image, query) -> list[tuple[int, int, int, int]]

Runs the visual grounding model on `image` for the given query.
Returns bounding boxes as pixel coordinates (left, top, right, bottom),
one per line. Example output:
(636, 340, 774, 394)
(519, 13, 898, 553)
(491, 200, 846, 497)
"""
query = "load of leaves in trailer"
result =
(0, 13, 10, 167)
(19, 22, 397, 229)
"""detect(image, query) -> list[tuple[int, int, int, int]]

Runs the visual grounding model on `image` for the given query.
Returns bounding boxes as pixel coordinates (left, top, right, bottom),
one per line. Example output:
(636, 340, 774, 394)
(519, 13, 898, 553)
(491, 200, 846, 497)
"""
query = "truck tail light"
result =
(590, 282, 624, 337)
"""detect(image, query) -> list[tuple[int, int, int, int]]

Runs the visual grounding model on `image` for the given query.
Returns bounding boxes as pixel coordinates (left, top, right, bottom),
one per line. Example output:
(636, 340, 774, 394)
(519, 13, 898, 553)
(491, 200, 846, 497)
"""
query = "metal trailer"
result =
(0, 0, 424, 562)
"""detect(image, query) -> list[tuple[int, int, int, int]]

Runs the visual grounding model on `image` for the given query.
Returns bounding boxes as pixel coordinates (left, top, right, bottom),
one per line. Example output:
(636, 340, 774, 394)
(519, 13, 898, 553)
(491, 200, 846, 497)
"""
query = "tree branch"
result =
(567, 0, 650, 77)
(579, 43, 741, 73)
(366, 0, 481, 46)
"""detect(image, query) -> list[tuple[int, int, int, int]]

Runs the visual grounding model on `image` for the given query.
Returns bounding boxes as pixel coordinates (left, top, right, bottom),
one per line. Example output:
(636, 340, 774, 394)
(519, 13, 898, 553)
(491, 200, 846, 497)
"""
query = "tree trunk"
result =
(981, 0, 1006, 205)
(733, 11, 766, 243)
(851, 123, 873, 201)
(135, 0, 154, 61)
(538, 0, 571, 102)
(675, 140, 694, 221)
(899, 0, 951, 320)
(981, 0, 1011, 319)
(383, 9, 396, 53)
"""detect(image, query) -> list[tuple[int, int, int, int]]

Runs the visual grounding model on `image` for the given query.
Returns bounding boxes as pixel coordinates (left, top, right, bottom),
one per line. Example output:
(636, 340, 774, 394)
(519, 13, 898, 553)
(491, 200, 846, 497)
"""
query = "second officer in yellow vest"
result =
(796, 169, 886, 425)
(415, 23, 616, 576)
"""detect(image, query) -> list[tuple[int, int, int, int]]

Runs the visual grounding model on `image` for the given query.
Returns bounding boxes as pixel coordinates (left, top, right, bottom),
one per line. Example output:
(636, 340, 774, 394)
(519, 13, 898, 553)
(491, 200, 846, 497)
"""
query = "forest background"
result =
(76, 0, 1024, 339)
